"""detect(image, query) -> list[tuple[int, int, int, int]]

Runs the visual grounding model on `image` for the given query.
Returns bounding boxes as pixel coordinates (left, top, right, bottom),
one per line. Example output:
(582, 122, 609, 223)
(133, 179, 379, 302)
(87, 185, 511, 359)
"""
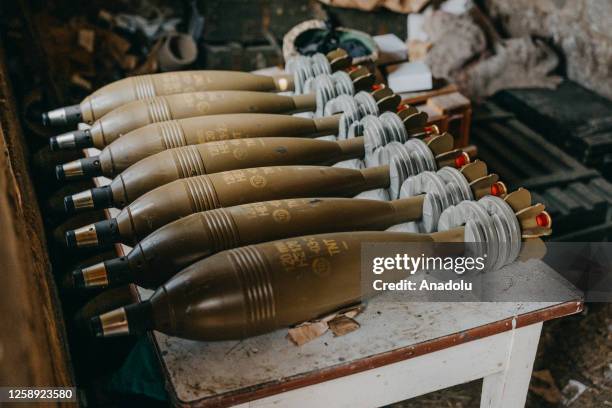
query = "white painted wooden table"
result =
(88, 150, 583, 408)
(126, 237, 581, 408)
(133, 279, 581, 408)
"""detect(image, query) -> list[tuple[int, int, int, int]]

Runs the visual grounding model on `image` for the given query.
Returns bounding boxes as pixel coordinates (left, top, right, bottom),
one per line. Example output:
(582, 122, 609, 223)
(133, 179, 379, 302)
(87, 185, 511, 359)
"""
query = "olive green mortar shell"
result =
(66, 164, 392, 248)
(57, 83, 398, 177)
(57, 113, 341, 179)
(50, 91, 318, 150)
(90, 189, 553, 340)
(90, 229, 464, 341)
(84, 71, 295, 123)
(43, 48, 352, 126)
(64, 137, 365, 211)
(73, 195, 425, 289)
(44, 71, 295, 126)
(71, 157, 504, 288)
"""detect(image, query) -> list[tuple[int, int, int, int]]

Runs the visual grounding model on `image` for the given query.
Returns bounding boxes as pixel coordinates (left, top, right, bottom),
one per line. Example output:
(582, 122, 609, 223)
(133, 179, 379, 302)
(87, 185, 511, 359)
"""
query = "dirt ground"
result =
(390, 303, 612, 407)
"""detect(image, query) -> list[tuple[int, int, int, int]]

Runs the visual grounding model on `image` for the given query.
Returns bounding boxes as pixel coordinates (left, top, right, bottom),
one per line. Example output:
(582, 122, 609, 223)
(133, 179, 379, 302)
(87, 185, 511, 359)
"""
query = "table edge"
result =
(157, 298, 583, 408)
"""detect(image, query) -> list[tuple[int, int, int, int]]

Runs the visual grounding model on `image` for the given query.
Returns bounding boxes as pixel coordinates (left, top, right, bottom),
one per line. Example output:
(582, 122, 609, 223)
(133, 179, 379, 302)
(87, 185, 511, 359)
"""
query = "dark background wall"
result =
(198, 0, 407, 71)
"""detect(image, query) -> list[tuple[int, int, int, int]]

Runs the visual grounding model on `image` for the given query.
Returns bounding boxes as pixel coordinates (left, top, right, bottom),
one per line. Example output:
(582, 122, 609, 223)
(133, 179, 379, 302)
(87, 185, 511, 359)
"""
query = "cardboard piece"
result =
(287, 305, 365, 346)
(374, 34, 408, 64)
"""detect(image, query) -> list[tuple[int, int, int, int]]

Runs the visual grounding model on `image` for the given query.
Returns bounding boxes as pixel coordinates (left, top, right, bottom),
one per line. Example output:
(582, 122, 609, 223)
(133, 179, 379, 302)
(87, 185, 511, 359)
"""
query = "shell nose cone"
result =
(43, 104, 82, 127)
(90, 315, 104, 337)
(63, 195, 75, 213)
(65, 229, 77, 248)
(49, 129, 92, 151)
(72, 268, 85, 289)
(55, 164, 65, 181)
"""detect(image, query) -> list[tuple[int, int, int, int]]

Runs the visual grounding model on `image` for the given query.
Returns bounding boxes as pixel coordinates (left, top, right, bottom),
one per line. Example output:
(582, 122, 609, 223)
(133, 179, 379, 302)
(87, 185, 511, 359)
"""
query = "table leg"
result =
(480, 322, 543, 408)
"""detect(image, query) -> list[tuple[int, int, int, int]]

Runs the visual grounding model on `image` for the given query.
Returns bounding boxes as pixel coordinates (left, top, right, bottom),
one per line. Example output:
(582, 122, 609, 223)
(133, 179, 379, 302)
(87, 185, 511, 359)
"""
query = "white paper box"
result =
(387, 61, 433, 93)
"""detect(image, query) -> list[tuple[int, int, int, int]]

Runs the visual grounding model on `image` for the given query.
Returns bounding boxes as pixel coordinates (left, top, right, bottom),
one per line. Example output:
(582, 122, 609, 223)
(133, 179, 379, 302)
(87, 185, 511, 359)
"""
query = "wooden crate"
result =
(400, 85, 472, 149)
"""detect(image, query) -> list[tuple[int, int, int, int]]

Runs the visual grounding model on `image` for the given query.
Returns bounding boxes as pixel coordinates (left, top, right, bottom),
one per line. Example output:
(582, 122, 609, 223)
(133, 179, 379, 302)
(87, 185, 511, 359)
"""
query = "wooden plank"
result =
(399, 84, 459, 106)
(427, 92, 471, 115)
(0, 37, 74, 397)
